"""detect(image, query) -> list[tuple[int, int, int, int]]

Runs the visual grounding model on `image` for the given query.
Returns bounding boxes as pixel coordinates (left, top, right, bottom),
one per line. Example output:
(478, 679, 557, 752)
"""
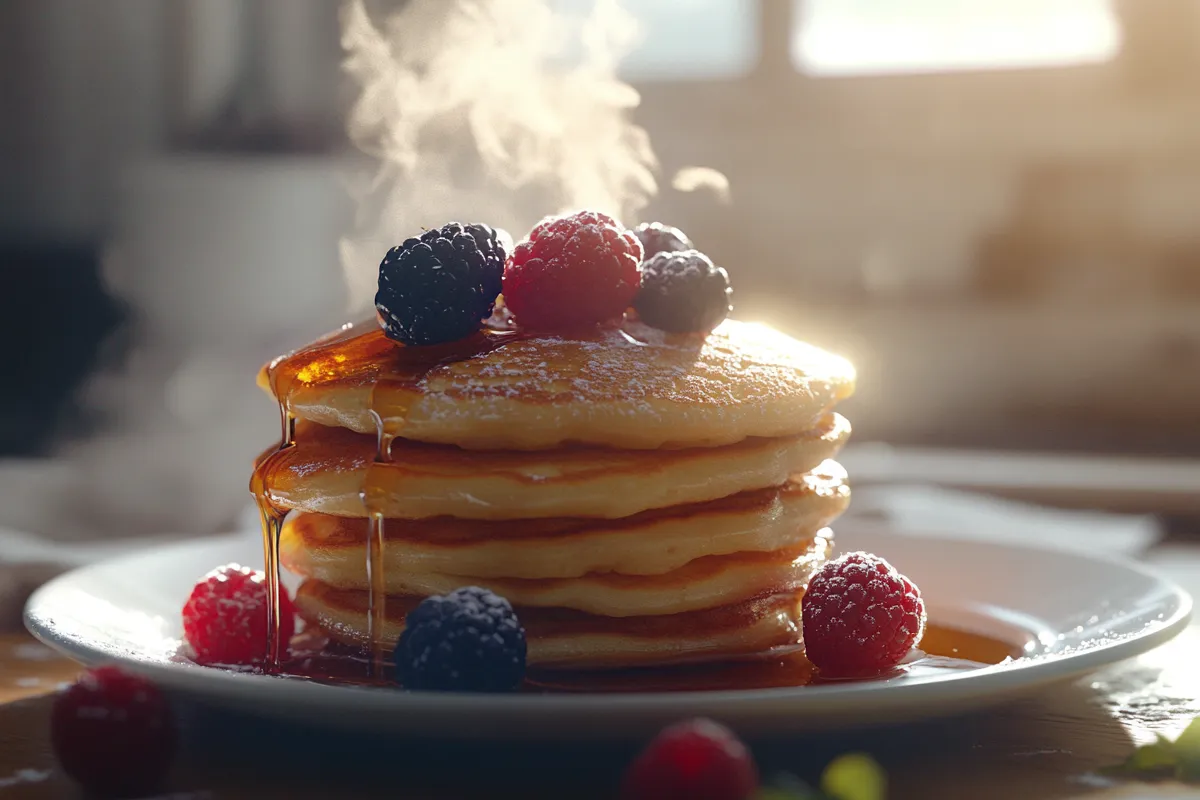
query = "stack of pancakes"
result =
(259, 317, 855, 670)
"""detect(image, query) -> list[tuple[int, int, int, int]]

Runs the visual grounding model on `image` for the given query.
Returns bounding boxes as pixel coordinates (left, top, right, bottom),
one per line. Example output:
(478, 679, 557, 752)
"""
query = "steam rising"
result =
(673, 166, 731, 205)
(339, 0, 662, 310)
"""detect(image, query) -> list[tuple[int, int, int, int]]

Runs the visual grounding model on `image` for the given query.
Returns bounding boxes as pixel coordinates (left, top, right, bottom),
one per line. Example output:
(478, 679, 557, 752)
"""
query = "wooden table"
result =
(3, 625, 1200, 800)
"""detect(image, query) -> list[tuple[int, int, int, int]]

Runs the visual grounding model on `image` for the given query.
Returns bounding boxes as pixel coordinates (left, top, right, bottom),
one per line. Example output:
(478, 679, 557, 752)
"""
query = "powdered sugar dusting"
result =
(424, 319, 853, 409)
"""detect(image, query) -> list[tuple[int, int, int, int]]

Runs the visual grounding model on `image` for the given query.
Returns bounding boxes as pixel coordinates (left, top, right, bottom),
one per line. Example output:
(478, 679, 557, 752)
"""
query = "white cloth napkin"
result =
(844, 483, 1161, 557)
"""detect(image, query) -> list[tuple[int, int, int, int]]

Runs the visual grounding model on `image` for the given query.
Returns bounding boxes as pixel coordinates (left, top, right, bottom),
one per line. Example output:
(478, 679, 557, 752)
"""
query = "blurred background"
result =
(2, 0, 1199, 550)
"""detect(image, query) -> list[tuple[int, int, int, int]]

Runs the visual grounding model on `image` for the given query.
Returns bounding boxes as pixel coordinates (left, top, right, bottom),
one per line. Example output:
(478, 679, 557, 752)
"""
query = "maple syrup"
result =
(249, 318, 528, 678)
(250, 319, 373, 675)
(269, 623, 1021, 692)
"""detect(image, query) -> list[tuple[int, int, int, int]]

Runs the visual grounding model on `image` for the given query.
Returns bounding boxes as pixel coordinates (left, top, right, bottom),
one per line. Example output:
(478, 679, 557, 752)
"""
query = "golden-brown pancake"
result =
(261, 414, 849, 520)
(295, 580, 806, 669)
(259, 317, 855, 450)
(283, 531, 828, 616)
(280, 462, 848, 581)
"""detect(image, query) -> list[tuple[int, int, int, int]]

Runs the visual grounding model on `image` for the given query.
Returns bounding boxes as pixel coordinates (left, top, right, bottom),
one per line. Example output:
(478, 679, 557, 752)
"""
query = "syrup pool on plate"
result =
(269, 623, 1021, 693)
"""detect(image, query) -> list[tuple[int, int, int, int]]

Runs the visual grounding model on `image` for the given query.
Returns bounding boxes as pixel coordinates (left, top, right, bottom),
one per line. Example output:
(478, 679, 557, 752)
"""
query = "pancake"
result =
(295, 580, 807, 669)
(259, 316, 856, 450)
(283, 529, 827, 616)
(280, 462, 849, 581)
(262, 414, 849, 520)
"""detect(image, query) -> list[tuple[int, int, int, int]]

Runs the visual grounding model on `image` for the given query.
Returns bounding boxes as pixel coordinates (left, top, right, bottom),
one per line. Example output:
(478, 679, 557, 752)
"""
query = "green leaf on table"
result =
(1173, 718, 1200, 761)
(1172, 718, 1200, 782)
(1101, 722, 1200, 782)
(1104, 735, 1178, 778)
(820, 753, 887, 800)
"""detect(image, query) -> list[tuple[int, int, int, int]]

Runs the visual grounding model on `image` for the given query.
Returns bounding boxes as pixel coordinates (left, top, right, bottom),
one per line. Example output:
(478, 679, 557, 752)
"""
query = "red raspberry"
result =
(51, 666, 176, 796)
(802, 551, 926, 677)
(182, 563, 295, 667)
(502, 210, 643, 330)
(621, 718, 758, 800)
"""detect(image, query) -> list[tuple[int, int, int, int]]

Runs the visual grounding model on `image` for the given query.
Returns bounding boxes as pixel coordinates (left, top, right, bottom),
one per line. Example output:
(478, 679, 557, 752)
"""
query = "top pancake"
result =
(259, 316, 855, 450)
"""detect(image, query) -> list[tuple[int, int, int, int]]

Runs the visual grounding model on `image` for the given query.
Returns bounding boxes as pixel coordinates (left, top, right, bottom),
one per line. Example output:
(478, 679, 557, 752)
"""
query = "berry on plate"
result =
(182, 563, 295, 667)
(502, 210, 643, 331)
(634, 249, 732, 333)
(801, 551, 926, 677)
(633, 221, 694, 260)
(51, 666, 176, 797)
(376, 222, 507, 346)
(621, 717, 758, 800)
(395, 586, 527, 692)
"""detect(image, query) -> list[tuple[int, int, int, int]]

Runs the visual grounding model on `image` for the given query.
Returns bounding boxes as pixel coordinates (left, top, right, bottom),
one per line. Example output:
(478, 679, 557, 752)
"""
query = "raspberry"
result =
(801, 551, 926, 677)
(633, 221, 693, 260)
(634, 250, 732, 333)
(182, 563, 296, 667)
(621, 718, 758, 800)
(51, 666, 176, 796)
(502, 210, 642, 331)
(376, 222, 507, 346)
(395, 586, 527, 692)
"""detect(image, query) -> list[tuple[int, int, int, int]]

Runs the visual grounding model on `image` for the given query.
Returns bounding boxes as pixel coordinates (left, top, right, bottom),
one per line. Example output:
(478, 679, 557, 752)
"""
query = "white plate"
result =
(24, 527, 1191, 738)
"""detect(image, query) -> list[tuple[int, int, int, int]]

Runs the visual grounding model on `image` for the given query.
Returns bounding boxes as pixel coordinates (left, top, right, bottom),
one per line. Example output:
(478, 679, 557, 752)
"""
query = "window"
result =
(793, 0, 1122, 77)
(552, 0, 757, 81)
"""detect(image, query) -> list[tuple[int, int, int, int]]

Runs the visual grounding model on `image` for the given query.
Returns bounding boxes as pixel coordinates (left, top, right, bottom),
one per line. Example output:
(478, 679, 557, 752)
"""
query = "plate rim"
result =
(23, 529, 1194, 717)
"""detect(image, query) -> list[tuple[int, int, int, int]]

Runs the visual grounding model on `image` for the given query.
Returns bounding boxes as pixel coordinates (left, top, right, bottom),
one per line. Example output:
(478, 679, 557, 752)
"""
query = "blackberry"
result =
(375, 222, 506, 346)
(633, 222, 693, 260)
(395, 586, 527, 692)
(634, 250, 732, 333)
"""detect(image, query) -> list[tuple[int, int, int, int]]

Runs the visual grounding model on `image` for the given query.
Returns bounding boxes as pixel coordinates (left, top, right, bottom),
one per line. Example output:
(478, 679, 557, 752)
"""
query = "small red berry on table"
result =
(621, 717, 759, 800)
(51, 666, 176, 797)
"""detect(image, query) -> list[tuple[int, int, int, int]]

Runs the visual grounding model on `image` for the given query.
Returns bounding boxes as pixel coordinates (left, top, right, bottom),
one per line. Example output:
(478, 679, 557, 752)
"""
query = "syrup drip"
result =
(251, 317, 526, 680)
(258, 504, 286, 670)
(362, 404, 389, 676)
(364, 511, 389, 675)
(250, 320, 370, 674)
(250, 420, 292, 675)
